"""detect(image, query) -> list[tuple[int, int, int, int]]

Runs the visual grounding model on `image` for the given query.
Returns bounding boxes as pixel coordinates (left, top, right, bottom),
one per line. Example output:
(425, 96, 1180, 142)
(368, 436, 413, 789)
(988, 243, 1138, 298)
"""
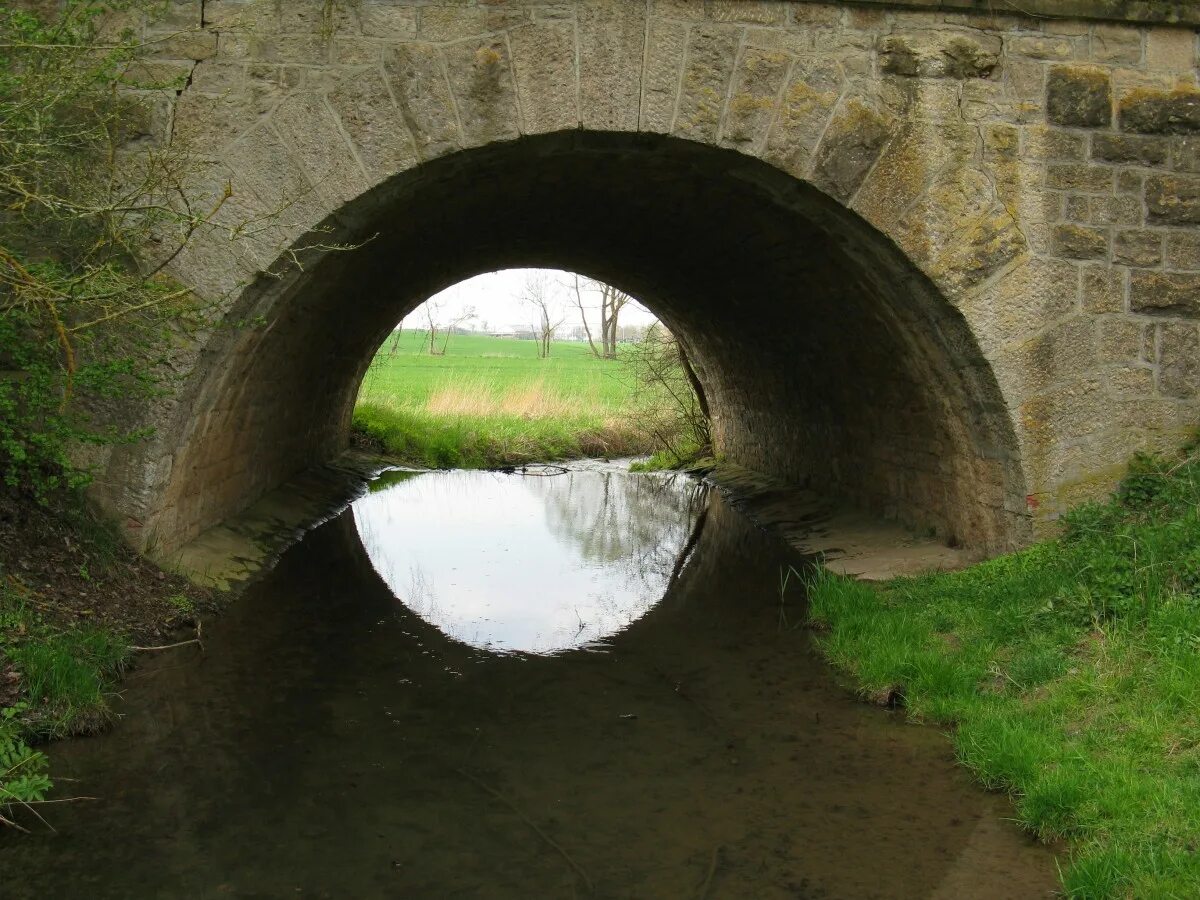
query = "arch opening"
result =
(134, 131, 1029, 554)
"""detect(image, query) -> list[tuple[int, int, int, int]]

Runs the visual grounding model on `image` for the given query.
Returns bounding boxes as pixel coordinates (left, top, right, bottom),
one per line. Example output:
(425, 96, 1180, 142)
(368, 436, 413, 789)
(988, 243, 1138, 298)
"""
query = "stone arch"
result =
(101, 128, 1029, 555)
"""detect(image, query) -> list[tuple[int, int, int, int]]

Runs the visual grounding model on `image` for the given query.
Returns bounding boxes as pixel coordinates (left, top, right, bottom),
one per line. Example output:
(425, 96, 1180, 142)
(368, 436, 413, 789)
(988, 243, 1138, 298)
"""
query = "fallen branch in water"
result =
(132, 621, 204, 653)
(456, 768, 594, 894)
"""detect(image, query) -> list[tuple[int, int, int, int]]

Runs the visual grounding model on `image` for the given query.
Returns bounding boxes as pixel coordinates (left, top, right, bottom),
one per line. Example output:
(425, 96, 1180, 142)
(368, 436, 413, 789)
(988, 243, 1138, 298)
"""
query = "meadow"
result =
(353, 330, 655, 468)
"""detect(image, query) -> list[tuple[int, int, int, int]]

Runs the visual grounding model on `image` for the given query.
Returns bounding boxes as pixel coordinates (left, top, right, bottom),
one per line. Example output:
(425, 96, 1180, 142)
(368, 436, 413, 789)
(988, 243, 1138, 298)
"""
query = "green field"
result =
(354, 330, 654, 467)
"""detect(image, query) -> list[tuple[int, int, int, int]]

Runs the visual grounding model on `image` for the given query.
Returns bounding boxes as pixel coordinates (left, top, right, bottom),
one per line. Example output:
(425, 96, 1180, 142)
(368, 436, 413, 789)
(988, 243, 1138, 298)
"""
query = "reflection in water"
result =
(354, 468, 706, 653)
(0, 469, 1059, 899)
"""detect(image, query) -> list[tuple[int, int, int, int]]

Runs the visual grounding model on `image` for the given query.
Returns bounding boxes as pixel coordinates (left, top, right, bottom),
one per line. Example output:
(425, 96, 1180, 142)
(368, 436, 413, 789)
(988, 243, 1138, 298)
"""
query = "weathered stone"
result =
(1108, 365, 1155, 398)
(270, 92, 367, 204)
(1046, 65, 1112, 127)
(441, 39, 523, 147)
(706, 0, 784, 24)
(1157, 324, 1200, 398)
(1090, 133, 1169, 166)
(1112, 229, 1162, 267)
(1098, 318, 1143, 363)
(878, 32, 1001, 79)
(1144, 27, 1196, 71)
(1119, 87, 1200, 134)
(672, 23, 740, 142)
(811, 99, 893, 202)
(1053, 223, 1108, 260)
(360, 6, 418, 39)
(1065, 194, 1090, 222)
(1130, 271, 1200, 316)
(326, 70, 418, 181)
(717, 49, 788, 148)
(640, 18, 689, 133)
(1174, 137, 1200, 173)
(1089, 195, 1142, 227)
(1010, 35, 1078, 61)
(1081, 264, 1125, 313)
(509, 22, 578, 134)
(1023, 125, 1085, 162)
(1089, 23, 1143, 65)
(578, 0, 645, 131)
(382, 44, 461, 159)
(1165, 231, 1200, 268)
(762, 59, 843, 176)
(1047, 163, 1113, 192)
(1145, 173, 1200, 224)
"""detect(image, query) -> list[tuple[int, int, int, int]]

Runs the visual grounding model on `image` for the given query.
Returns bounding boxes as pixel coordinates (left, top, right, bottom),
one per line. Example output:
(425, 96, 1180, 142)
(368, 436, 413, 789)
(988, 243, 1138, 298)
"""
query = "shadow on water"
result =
(0, 467, 1059, 898)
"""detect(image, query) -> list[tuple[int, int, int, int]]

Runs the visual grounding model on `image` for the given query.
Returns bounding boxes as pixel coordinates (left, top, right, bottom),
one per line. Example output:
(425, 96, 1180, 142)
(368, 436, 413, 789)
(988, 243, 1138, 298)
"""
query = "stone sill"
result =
(800, 0, 1200, 27)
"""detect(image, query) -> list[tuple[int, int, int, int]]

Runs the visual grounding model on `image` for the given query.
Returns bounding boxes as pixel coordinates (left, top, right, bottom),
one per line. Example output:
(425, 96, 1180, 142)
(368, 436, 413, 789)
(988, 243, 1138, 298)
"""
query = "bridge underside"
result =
(140, 132, 1027, 553)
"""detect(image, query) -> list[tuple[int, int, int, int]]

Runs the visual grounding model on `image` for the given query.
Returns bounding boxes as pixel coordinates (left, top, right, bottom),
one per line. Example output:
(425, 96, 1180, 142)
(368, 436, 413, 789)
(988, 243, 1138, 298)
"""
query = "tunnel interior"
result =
(164, 130, 1028, 553)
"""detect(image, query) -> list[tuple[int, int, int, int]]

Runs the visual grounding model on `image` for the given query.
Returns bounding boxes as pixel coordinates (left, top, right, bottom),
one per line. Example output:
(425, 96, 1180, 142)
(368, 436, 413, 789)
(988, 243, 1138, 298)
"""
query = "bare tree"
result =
(569, 275, 634, 359)
(420, 299, 476, 356)
(523, 272, 564, 359)
(387, 324, 404, 357)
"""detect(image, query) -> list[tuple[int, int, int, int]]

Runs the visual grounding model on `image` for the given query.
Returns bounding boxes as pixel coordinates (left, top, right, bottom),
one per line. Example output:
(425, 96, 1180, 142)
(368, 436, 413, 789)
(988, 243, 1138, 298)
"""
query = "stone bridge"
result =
(94, 0, 1200, 558)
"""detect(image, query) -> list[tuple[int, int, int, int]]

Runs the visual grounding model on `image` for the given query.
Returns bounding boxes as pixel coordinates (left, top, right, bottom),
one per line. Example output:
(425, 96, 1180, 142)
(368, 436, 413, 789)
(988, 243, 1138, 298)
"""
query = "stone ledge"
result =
(796, 0, 1200, 27)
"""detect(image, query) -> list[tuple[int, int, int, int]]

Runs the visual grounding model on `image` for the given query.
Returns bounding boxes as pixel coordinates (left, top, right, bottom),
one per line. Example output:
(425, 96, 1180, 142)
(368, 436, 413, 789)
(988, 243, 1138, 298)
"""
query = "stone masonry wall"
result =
(91, 0, 1200, 555)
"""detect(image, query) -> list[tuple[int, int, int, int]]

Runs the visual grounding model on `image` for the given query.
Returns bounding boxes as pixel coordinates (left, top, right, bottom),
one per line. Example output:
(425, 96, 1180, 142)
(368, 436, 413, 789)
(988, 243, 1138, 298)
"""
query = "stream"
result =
(0, 464, 1059, 898)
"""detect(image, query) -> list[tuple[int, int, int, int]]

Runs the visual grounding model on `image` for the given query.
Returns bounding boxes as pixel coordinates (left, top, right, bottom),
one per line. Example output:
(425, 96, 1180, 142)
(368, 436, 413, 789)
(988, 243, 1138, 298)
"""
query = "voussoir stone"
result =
(1046, 65, 1112, 127)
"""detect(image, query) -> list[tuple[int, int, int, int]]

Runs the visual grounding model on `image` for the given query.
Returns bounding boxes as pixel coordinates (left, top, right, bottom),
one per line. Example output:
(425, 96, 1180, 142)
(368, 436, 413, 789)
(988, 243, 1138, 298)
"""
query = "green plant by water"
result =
(806, 445, 1200, 898)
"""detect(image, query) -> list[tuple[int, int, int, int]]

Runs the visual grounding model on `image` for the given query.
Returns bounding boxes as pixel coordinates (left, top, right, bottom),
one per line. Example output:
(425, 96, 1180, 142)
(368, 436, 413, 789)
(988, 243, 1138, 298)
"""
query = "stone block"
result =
(1053, 223, 1108, 260)
(1108, 365, 1155, 398)
(441, 38, 522, 147)
(509, 22, 578, 134)
(1172, 137, 1200, 172)
(1113, 230, 1163, 267)
(382, 43, 462, 159)
(720, 48, 789, 149)
(1089, 196, 1143, 227)
(1047, 163, 1113, 192)
(1081, 264, 1125, 313)
(1089, 24, 1143, 65)
(360, 6, 417, 40)
(1165, 231, 1200, 269)
(1023, 125, 1085, 162)
(1120, 87, 1200, 134)
(1046, 65, 1112, 128)
(811, 98, 895, 202)
(762, 59, 843, 177)
(578, 0, 646, 131)
(640, 18, 688, 133)
(705, 0, 784, 24)
(1144, 27, 1196, 72)
(1098, 318, 1143, 363)
(1145, 173, 1200, 225)
(672, 23, 740, 143)
(1130, 271, 1200, 316)
(1009, 35, 1078, 61)
(1090, 133, 1169, 166)
(1157, 323, 1200, 397)
(326, 69, 417, 181)
(878, 31, 1001, 79)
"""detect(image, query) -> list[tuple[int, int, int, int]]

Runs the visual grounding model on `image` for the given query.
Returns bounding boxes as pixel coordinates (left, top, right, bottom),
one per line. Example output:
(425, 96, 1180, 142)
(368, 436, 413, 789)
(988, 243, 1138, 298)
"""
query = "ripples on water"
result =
(0, 464, 1058, 898)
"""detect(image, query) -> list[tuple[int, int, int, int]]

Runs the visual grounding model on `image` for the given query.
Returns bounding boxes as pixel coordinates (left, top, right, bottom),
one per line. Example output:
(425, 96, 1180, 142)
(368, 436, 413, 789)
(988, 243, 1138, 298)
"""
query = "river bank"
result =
(806, 444, 1200, 897)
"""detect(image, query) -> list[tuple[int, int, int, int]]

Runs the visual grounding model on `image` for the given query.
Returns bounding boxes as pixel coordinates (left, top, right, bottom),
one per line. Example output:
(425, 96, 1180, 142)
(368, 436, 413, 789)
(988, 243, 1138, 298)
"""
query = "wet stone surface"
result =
(0, 467, 1059, 898)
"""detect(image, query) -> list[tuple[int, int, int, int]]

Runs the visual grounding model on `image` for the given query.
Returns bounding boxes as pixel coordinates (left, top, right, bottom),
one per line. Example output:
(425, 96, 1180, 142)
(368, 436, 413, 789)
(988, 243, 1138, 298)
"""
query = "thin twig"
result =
(456, 768, 594, 894)
(697, 845, 721, 900)
(131, 638, 200, 652)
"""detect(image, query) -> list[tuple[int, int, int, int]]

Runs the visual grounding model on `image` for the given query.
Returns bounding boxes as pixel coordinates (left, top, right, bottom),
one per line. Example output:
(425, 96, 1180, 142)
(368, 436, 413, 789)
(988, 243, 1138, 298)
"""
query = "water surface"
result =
(0, 466, 1058, 898)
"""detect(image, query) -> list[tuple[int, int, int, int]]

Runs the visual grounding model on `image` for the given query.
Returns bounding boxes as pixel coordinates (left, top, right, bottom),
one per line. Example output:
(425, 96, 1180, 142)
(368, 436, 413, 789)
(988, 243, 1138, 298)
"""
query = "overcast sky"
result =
(399, 268, 659, 333)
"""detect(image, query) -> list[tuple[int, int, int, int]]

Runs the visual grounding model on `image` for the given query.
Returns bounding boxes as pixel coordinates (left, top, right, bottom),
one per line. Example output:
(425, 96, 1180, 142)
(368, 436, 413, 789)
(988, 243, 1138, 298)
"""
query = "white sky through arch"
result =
(398, 268, 659, 335)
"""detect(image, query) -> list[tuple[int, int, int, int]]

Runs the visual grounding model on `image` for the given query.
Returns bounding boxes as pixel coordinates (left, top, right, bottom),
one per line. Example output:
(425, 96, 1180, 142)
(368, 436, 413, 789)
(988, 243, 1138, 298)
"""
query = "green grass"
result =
(355, 330, 656, 467)
(1, 583, 130, 738)
(806, 447, 1200, 898)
